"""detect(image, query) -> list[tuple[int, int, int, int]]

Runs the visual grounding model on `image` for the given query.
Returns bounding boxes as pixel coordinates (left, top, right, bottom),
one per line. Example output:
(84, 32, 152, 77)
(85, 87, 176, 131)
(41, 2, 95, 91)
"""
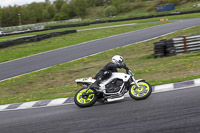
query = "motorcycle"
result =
(74, 69, 152, 108)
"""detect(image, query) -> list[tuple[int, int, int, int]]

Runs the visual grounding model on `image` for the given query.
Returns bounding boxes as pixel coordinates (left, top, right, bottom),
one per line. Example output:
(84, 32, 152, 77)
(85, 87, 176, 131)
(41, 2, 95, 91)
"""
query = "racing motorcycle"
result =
(74, 69, 152, 108)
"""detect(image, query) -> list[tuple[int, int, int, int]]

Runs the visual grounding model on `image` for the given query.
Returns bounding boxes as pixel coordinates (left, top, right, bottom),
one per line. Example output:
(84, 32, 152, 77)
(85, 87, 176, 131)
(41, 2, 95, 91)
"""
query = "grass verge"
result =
(0, 24, 200, 105)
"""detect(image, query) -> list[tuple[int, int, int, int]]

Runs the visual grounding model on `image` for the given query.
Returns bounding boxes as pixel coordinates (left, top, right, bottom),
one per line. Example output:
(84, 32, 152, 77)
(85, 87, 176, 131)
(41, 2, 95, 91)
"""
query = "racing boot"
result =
(91, 78, 101, 90)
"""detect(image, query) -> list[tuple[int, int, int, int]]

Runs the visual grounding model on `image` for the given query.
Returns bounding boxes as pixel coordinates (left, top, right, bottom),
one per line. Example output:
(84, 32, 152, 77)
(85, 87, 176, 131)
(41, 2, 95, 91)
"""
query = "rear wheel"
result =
(129, 81, 152, 100)
(74, 88, 97, 108)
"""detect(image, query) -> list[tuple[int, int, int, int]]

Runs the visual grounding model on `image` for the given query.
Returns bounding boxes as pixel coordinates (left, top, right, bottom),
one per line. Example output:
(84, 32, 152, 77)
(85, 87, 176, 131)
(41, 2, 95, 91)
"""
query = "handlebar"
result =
(127, 70, 134, 76)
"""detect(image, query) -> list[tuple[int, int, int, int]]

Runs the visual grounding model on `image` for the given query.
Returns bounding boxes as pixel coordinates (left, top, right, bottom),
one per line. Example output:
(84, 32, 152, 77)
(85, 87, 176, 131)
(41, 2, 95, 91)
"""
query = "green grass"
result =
(0, 22, 170, 63)
(0, 24, 200, 105)
(108, 2, 200, 20)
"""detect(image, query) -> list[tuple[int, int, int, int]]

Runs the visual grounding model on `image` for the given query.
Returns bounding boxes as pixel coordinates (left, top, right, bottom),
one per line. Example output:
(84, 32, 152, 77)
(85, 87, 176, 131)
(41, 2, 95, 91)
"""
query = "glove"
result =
(122, 63, 129, 70)
(120, 63, 126, 68)
(126, 70, 129, 74)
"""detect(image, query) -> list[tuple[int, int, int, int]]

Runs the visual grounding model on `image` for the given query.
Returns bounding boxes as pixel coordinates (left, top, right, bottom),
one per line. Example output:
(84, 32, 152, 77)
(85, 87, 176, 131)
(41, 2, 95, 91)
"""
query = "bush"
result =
(104, 5, 118, 17)
(130, 2, 144, 10)
(87, 6, 104, 17)
(146, 3, 156, 11)
(118, 3, 132, 13)
(168, 0, 181, 5)
(53, 14, 62, 21)
(155, 0, 168, 5)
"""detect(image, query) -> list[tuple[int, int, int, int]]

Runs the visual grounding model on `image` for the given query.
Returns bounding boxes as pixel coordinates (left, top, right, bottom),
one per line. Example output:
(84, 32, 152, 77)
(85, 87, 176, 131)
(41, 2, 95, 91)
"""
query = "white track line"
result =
(0, 104, 10, 110)
(17, 101, 38, 109)
(153, 84, 174, 93)
(47, 98, 68, 106)
(0, 103, 74, 112)
(77, 23, 137, 31)
(194, 79, 200, 86)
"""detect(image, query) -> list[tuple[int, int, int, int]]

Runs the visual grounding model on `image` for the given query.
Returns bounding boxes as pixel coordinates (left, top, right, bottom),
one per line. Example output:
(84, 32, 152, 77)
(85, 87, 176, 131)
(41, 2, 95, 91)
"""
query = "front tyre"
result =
(74, 88, 97, 108)
(129, 81, 152, 100)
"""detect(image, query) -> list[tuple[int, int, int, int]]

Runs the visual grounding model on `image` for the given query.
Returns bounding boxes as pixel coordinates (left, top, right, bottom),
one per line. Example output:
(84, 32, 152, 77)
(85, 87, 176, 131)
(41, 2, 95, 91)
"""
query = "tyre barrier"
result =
(1, 9, 200, 37)
(154, 39, 176, 58)
(154, 34, 200, 58)
(0, 30, 77, 48)
(47, 23, 90, 30)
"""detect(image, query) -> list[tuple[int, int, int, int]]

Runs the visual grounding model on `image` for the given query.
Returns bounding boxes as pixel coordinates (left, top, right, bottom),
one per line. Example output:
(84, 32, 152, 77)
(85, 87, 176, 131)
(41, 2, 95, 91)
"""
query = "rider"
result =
(91, 55, 129, 89)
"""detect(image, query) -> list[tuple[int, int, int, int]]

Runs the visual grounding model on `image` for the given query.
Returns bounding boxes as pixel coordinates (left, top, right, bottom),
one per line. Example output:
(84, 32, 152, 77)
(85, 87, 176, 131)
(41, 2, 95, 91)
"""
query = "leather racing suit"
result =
(92, 62, 129, 89)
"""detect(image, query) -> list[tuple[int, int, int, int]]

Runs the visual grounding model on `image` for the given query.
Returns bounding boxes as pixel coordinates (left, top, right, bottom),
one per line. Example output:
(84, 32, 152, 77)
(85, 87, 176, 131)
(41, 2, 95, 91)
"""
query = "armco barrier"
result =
(0, 30, 77, 48)
(173, 35, 200, 53)
(154, 34, 200, 57)
(1, 9, 200, 37)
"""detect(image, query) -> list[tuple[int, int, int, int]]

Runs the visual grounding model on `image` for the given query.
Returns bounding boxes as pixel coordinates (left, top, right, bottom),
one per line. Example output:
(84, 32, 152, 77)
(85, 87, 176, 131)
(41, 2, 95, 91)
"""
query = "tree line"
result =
(0, 0, 198, 27)
(0, 0, 110, 27)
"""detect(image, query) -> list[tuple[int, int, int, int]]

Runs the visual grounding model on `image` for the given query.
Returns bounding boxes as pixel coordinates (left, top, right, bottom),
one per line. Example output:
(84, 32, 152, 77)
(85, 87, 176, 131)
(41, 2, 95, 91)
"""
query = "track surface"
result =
(0, 86, 200, 133)
(1, 18, 200, 81)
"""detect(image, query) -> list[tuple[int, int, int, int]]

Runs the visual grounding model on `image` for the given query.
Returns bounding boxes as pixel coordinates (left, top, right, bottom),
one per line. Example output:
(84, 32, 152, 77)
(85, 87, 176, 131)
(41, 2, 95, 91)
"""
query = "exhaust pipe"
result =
(107, 96, 124, 102)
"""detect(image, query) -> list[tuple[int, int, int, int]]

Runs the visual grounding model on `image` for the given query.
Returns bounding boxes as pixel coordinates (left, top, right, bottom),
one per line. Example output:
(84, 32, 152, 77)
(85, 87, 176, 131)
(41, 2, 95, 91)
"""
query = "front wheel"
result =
(129, 81, 152, 100)
(74, 88, 97, 108)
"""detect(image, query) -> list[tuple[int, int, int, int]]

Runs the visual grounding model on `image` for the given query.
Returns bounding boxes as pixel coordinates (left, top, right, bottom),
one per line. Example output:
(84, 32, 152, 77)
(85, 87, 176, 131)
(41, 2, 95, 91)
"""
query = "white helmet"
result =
(112, 55, 124, 65)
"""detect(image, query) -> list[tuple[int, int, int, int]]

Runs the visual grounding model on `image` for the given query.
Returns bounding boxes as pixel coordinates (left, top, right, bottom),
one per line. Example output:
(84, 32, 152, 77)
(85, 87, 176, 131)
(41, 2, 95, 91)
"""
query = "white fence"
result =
(0, 18, 82, 32)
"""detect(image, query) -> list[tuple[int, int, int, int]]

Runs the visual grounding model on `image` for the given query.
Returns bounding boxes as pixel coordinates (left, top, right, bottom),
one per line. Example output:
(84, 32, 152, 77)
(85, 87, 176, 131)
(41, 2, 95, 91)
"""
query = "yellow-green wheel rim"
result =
(76, 89, 94, 104)
(131, 82, 150, 97)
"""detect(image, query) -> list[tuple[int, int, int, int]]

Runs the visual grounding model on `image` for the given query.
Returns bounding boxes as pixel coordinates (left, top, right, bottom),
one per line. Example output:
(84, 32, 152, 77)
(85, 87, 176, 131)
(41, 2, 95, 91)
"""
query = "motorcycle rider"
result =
(91, 55, 129, 89)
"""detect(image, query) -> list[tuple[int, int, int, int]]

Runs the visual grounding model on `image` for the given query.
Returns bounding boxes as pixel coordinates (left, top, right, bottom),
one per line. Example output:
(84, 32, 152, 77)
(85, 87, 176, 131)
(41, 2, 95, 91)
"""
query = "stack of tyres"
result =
(48, 23, 90, 30)
(26, 36, 37, 42)
(154, 40, 166, 58)
(165, 39, 176, 56)
(154, 39, 176, 58)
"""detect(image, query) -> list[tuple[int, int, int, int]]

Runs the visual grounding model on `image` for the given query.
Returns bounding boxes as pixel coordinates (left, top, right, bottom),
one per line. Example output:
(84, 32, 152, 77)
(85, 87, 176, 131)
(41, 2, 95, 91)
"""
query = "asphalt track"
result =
(1, 18, 200, 81)
(0, 86, 200, 133)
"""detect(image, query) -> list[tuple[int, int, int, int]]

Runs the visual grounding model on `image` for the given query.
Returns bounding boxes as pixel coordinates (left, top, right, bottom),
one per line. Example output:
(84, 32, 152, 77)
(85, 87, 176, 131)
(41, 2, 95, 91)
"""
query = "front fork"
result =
(131, 75, 141, 89)
(85, 84, 96, 95)
(128, 70, 141, 89)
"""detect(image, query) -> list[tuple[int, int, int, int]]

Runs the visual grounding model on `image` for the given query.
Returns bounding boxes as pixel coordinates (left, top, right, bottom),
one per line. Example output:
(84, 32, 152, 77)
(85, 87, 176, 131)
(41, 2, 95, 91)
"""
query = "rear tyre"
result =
(129, 81, 152, 100)
(74, 88, 97, 108)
